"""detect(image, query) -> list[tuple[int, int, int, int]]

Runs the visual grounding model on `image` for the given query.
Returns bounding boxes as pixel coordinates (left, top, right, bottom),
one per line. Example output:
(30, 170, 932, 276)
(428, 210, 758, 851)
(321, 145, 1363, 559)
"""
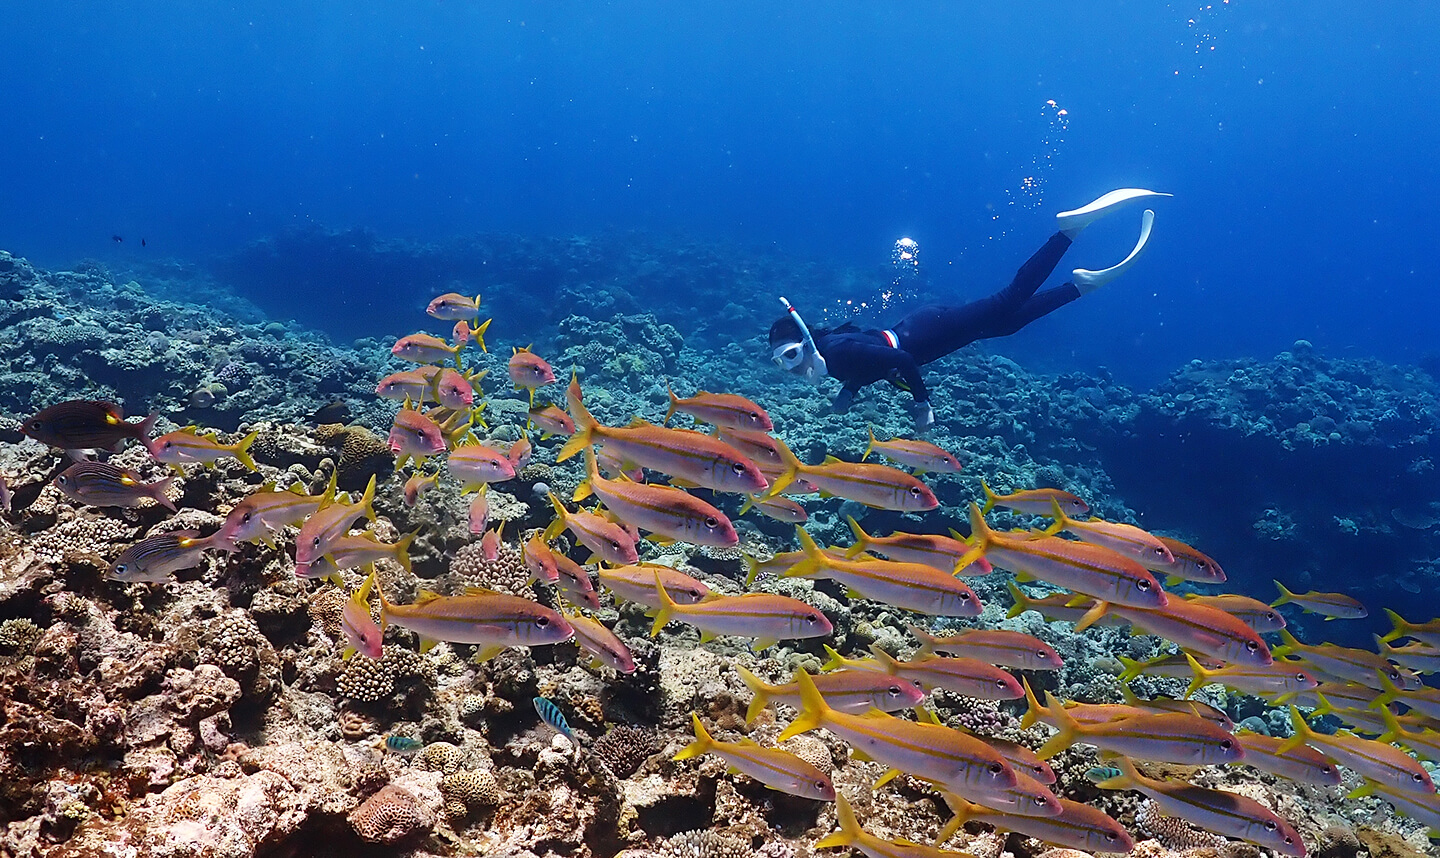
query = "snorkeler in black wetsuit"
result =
(769, 189, 1170, 430)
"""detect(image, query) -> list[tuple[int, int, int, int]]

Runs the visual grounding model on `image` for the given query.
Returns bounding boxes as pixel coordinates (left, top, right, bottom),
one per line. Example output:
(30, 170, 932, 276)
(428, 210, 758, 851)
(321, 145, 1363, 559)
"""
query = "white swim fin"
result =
(1057, 188, 1171, 237)
(1073, 209, 1156, 294)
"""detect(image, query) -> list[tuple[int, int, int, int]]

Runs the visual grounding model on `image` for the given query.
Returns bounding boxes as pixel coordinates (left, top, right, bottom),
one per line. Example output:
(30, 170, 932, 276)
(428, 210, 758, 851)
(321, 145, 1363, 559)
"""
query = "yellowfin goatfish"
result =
(1022, 683, 1243, 764)
(714, 426, 789, 478)
(1281, 706, 1435, 795)
(1148, 535, 1227, 585)
(1183, 653, 1316, 699)
(574, 449, 738, 547)
(1004, 582, 1126, 628)
(403, 470, 439, 507)
(863, 427, 962, 476)
(507, 436, 533, 470)
(1371, 673, 1440, 720)
(1105, 598, 1272, 666)
(299, 531, 416, 584)
(1347, 780, 1440, 837)
(739, 494, 808, 524)
(148, 427, 259, 472)
(777, 670, 1019, 802)
(1274, 629, 1417, 689)
(544, 493, 639, 565)
(109, 530, 223, 583)
(426, 291, 482, 321)
(392, 332, 463, 367)
(769, 447, 938, 513)
(735, 664, 923, 724)
(675, 714, 835, 801)
(1381, 609, 1440, 649)
(1272, 580, 1367, 620)
(22, 400, 157, 452)
(388, 408, 447, 470)
(54, 461, 175, 511)
(819, 793, 975, 858)
(1234, 730, 1342, 786)
(447, 442, 517, 490)
(651, 574, 831, 651)
(377, 583, 573, 660)
(979, 480, 1087, 517)
(664, 384, 773, 432)
(909, 625, 1062, 671)
(214, 478, 328, 549)
(1088, 759, 1305, 856)
(294, 475, 376, 576)
(341, 575, 384, 660)
(431, 368, 475, 410)
(508, 346, 556, 404)
(937, 792, 1135, 853)
(597, 563, 709, 609)
(527, 404, 575, 438)
(551, 552, 602, 610)
(521, 533, 560, 584)
(565, 612, 636, 673)
(1119, 687, 1235, 731)
(1375, 637, 1440, 674)
(844, 517, 973, 574)
(451, 319, 491, 352)
(1043, 500, 1174, 566)
(1183, 593, 1286, 632)
(787, 528, 981, 618)
(824, 645, 1023, 701)
(467, 488, 490, 535)
(1116, 652, 1224, 683)
(376, 369, 436, 404)
(961, 504, 1166, 629)
(563, 376, 768, 495)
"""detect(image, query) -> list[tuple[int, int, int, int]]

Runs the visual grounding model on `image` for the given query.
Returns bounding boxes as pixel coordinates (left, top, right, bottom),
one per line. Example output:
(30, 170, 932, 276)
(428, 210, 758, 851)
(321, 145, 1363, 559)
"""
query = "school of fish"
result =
(14, 283, 1440, 858)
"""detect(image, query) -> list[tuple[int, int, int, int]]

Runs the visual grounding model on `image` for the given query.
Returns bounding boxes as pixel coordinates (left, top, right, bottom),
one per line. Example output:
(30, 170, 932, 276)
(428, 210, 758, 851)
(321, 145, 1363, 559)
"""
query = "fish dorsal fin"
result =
(415, 590, 445, 605)
(462, 585, 503, 597)
(823, 455, 842, 465)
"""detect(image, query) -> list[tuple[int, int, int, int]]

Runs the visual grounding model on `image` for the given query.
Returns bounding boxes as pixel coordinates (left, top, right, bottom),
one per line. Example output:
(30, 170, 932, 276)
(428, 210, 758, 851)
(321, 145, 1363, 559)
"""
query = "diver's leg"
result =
(971, 285, 1081, 339)
(891, 231, 1073, 364)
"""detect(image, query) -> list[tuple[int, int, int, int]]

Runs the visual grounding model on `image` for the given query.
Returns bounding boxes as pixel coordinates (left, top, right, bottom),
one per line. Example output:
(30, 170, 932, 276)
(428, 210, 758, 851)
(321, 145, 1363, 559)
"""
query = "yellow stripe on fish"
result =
(787, 528, 980, 617)
(673, 714, 834, 801)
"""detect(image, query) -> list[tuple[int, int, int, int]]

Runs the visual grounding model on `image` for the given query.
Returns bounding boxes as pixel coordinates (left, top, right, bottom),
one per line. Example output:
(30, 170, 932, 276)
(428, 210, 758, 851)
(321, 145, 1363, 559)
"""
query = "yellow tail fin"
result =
(543, 492, 569, 542)
(1005, 580, 1031, 620)
(786, 527, 825, 579)
(1276, 706, 1313, 755)
(814, 794, 861, 849)
(863, 427, 879, 462)
(1034, 690, 1079, 759)
(1380, 608, 1409, 644)
(672, 713, 715, 761)
(1271, 579, 1296, 608)
(649, 571, 679, 637)
(663, 382, 681, 426)
(980, 479, 999, 515)
(776, 670, 830, 741)
(1183, 653, 1211, 700)
(843, 515, 871, 559)
(735, 666, 773, 725)
(232, 430, 260, 472)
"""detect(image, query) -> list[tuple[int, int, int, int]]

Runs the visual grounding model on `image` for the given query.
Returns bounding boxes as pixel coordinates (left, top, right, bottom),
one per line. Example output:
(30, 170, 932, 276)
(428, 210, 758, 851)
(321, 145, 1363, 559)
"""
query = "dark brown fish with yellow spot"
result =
(54, 461, 176, 511)
(23, 400, 158, 451)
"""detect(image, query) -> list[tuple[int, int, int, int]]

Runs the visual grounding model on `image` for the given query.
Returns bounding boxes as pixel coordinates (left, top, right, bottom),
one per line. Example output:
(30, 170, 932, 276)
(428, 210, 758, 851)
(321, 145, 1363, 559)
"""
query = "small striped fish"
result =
(533, 696, 574, 741)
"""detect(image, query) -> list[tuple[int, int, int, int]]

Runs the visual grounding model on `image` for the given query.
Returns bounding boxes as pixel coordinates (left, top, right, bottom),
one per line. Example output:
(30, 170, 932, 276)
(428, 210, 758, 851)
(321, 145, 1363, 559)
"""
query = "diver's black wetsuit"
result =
(814, 232, 1078, 406)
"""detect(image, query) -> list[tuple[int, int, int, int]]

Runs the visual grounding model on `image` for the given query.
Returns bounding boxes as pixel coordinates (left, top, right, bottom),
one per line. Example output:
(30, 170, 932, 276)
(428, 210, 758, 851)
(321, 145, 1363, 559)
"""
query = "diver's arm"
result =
(833, 385, 858, 413)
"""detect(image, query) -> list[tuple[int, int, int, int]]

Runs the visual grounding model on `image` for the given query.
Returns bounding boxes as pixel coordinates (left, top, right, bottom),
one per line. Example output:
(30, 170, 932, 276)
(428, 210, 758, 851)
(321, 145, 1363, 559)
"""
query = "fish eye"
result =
(1414, 772, 1426, 783)
(704, 516, 719, 528)
(730, 462, 746, 475)
(115, 564, 127, 574)
(1296, 673, 1308, 682)
(28, 419, 42, 430)
(163, 441, 173, 449)
(988, 763, 1004, 774)
(1137, 579, 1152, 591)
(1104, 834, 1118, 843)
(1245, 640, 1259, 652)
(242, 512, 253, 523)
(1220, 739, 1234, 750)
(57, 475, 68, 484)
(312, 536, 322, 548)
(535, 616, 550, 627)
(908, 486, 922, 497)
(1263, 821, 1277, 832)
(1031, 796, 1046, 806)
(887, 685, 902, 695)
(805, 613, 820, 625)
(1036, 650, 1050, 660)
(995, 679, 1008, 688)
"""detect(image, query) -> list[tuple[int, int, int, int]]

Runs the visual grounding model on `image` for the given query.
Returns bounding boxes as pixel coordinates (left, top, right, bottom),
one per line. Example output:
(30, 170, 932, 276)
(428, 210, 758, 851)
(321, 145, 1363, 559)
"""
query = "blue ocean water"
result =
(3, 2, 1438, 383)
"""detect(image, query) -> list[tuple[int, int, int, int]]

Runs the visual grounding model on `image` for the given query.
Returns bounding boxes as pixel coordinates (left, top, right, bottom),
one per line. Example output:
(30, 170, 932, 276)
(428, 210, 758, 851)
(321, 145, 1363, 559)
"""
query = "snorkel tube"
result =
(778, 296, 828, 383)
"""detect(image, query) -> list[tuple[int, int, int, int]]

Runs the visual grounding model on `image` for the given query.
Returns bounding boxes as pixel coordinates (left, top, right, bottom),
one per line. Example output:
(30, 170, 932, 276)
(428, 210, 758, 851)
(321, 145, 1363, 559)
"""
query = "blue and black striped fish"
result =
(533, 696, 574, 741)
(383, 734, 425, 755)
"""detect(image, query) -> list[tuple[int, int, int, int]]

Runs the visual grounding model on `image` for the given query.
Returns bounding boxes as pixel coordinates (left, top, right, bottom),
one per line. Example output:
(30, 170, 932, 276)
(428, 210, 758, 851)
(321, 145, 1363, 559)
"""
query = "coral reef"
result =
(2, 245, 1438, 858)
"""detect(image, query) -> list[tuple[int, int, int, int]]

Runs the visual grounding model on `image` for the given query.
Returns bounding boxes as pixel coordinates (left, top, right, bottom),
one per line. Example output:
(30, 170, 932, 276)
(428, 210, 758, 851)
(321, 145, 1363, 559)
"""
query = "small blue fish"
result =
(533, 696, 574, 741)
(383, 734, 425, 755)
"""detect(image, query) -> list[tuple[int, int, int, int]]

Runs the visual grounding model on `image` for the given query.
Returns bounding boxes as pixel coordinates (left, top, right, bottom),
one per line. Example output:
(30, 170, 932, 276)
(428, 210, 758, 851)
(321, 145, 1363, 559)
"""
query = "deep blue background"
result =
(2, 2, 1437, 384)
